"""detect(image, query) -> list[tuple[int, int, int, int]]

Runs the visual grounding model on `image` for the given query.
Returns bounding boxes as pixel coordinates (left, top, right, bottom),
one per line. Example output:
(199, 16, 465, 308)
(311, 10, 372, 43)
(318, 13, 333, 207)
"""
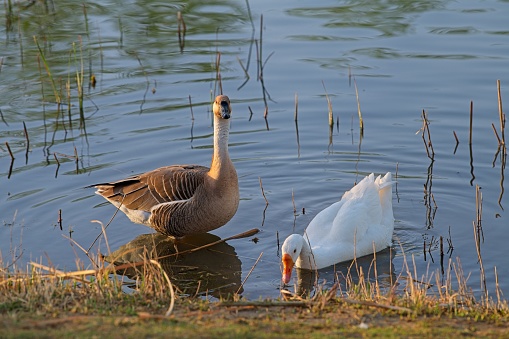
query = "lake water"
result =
(1, 0, 508, 300)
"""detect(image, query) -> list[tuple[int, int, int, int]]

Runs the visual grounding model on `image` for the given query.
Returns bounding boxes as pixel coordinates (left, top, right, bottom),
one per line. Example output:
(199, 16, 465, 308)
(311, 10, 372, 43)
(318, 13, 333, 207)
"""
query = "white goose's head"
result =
(213, 95, 232, 120)
(281, 234, 304, 284)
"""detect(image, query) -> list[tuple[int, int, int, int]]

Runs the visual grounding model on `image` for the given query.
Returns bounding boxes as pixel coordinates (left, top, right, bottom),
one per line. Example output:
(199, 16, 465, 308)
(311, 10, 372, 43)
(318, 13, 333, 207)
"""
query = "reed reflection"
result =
(105, 232, 243, 299)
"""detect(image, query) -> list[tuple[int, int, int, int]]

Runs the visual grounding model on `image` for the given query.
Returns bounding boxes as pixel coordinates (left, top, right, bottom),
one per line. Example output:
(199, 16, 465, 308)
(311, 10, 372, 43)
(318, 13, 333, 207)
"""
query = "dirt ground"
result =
(3, 300, 509, 338)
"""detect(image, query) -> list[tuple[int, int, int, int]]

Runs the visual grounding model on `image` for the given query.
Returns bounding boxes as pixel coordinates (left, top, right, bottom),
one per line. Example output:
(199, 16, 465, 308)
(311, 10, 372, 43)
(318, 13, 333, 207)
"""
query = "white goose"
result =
(89, 95, 239, 238)
(281, 172, 394, 284)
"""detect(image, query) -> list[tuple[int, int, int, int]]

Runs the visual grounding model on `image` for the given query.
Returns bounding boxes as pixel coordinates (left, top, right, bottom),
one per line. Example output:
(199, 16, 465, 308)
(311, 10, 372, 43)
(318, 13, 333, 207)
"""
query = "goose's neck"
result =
(209, 116, 231, 179)
(297, 235, 315, 269)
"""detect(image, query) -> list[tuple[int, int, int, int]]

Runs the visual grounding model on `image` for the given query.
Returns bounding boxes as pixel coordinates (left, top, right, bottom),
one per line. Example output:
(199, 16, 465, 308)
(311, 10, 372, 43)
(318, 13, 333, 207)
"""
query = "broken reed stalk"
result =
(22, 121, 29, 152)
(188, 95, 194, 120)
(74, 146, 79, 174)
(53, 153, 60, 166)
(236, 252, 263, 295)
(294, 93, 298, 121)
(497, 79, 505, 145)
(453, 131, 459, 145)
(258, 14, 263, 80)
(421, 110, 434, 159)
(473, 184, 488, 300)
(177, 11, 186, 52)
(58, 209, 63, 231)
(492, 123, 502, 144)
(453, 130, 460, 154)
(322, 81, 333, 127)
(248, 106, 254, 121)
(53, 153, 60, 178)
(353, 77, 364, 133)
(469, 101, 474, 145)
(5, 141, 15, 160)
(259, 177, 269, 206)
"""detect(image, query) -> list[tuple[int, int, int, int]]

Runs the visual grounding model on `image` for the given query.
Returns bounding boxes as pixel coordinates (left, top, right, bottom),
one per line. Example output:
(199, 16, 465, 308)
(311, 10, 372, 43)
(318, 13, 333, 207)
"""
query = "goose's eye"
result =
(293, 249, 296, 253)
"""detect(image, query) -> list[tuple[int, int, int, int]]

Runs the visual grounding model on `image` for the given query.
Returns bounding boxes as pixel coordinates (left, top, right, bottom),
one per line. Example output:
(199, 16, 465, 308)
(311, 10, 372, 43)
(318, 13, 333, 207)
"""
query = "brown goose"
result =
(89, 95, 239, 237)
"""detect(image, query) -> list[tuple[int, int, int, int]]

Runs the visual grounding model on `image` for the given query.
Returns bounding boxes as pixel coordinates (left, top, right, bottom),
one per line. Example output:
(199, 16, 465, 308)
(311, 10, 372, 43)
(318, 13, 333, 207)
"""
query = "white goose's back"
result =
(301, 173, 394, 269)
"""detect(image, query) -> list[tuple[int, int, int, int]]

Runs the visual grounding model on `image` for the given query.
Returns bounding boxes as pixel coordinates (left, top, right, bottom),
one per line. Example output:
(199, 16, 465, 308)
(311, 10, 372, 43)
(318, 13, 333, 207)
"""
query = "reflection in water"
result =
(105, 233, 242, 299)
(287, 248, 395, 297)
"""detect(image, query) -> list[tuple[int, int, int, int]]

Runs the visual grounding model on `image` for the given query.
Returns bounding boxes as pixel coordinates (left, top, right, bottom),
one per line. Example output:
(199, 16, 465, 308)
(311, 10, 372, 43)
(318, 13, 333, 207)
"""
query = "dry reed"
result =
(322, 81, 334, 127)
(353, 77, 364, 134)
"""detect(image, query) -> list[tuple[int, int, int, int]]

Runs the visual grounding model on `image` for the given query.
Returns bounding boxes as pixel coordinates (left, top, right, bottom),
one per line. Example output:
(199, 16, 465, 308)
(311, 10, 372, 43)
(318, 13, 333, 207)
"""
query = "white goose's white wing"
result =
(302, 173, 393, 269)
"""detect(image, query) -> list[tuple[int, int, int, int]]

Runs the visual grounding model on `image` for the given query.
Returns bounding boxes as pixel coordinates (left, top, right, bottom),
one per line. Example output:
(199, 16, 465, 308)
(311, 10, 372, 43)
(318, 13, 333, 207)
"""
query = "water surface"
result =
(1, 0, 508, 299)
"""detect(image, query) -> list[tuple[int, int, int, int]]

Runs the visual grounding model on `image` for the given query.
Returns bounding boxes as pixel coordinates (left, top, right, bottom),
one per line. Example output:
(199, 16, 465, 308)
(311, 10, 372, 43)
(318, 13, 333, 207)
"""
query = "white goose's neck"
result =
(296, 235, 316, 270)
(209, 116, 231, 178)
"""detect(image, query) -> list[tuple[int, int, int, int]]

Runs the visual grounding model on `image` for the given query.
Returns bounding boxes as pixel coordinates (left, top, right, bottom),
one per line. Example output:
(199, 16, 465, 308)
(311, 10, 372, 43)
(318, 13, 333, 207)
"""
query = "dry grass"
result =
(1, 240, 508, 321)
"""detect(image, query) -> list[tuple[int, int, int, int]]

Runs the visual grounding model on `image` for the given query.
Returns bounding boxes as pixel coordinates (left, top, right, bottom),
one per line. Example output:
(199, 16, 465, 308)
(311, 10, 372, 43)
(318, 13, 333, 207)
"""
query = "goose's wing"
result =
(305, 200, 345, 243)
(330, 178, 383, 244)
(307, 174, 383, 246)
(92, 165, 209, 212)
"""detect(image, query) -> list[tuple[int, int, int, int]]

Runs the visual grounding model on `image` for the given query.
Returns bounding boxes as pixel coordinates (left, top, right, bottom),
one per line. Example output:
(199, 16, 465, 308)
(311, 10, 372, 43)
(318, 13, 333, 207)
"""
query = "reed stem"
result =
(5, 141, 14, 160)
(322, 81, 333, 127)
(469, 100, 473, 145)
(294, 93, 298, 122)
(497, 80, 505, 144)
(354, 77, 364, 133)
(33, 36, 61, 104)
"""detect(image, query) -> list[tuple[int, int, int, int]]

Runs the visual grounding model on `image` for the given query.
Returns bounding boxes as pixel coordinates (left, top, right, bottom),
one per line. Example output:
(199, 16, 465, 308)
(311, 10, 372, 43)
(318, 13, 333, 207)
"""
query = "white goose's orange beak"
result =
(282, 253, 295, 284)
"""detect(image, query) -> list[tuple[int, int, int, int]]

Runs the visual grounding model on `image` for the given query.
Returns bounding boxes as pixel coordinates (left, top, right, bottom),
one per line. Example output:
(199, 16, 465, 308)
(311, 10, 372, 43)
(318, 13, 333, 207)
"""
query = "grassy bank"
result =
(1, 247, 508, 338)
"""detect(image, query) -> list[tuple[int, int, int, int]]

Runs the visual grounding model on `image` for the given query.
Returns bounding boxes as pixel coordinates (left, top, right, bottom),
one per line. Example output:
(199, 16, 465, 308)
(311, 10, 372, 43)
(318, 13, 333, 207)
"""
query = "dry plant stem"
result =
(248, 106, 254, 121)
(469, 101, 474, 145)
(177, 11, 186, 52)
(492, 123, 502, 144)
(473, 185, 487, 299)
(258, 14, 263, 80)
(149, 259, 175, 317)
(259, 177, 269, 205)
(22, 121, 29, 151)
(322, 81, 333, 127)
(28, 262, 94, 284)
(5, 141, 15, 160)
(236, 56, 249, 79)
(58, 209, 63, 231)
(63, 234, 100, 267)
(453, 131, 459, 144)
(92, 220, 111, 257)
(87, 195, 126, 253)
(74, 146, 79, 174)
(294, 92, 298, 121)
(353, 77, 364, 133)
(188, 95, 194, 120)
(497, 79, 505, 144)
(421, 110, 434, 159)
(237, 252, 263, 294)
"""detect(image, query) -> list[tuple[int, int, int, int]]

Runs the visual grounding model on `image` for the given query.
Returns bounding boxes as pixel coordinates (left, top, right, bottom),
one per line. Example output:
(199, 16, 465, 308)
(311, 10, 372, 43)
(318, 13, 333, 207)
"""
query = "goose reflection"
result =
(105, 232, 242, 298)
(286, 248, 396, 297)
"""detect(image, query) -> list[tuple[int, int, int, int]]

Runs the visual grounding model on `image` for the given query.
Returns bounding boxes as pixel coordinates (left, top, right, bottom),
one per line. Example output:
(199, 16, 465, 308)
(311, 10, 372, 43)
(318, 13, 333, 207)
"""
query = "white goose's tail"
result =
(376, 172, 395, 244)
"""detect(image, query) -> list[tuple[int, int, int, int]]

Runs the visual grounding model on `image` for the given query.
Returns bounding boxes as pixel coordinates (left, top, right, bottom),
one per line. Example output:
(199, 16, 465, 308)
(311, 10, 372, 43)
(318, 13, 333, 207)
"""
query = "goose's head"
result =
(281, 234, 304, 284)
(213, 95, 232, 120)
